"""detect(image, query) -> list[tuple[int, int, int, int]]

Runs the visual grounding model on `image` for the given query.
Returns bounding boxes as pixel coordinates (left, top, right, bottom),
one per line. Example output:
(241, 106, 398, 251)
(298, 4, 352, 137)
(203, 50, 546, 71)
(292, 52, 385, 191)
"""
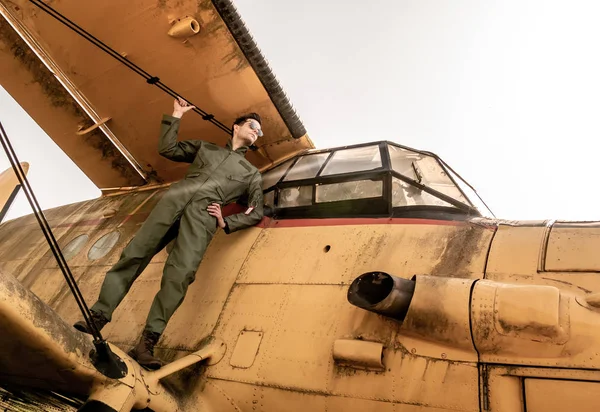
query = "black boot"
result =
(128, 330, 163, 370)
(73, 310, 109, 335)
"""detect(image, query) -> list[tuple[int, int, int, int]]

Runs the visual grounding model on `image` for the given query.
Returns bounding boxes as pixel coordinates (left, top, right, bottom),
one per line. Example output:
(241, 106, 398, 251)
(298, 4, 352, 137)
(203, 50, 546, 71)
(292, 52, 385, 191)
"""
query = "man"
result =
(74, 98, 264, 369)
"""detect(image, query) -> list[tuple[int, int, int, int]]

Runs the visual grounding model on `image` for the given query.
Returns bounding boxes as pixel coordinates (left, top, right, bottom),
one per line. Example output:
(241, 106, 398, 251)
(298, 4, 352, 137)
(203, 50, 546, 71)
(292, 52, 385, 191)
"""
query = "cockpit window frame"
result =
(260, 140, 490, 219)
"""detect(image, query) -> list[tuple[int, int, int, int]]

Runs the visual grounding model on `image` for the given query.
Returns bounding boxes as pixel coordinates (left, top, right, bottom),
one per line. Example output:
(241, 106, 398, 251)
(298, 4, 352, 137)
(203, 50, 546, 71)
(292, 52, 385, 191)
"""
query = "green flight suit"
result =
(90, 114, 264, 334)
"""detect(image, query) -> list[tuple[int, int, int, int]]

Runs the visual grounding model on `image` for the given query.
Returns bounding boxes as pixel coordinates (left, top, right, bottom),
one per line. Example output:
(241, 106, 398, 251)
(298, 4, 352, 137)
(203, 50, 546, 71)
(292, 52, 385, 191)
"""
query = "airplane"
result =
(0, 162, 28, 223)
(1, 1, 600, 412)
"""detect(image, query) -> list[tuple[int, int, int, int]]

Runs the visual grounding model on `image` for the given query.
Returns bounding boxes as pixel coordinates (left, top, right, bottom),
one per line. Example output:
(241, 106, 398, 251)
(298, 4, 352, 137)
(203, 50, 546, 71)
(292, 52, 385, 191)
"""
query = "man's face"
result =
(235, 119, 263, 145)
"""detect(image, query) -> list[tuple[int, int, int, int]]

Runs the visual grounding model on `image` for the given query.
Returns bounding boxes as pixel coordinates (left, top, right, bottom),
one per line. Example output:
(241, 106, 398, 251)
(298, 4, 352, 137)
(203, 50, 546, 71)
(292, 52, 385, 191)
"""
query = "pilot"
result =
(74, 98, 264, 370)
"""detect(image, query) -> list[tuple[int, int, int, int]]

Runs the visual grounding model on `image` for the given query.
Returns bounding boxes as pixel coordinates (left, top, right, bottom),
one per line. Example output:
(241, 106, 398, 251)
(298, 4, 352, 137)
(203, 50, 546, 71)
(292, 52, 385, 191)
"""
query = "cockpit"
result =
(261, 141, 493, 219)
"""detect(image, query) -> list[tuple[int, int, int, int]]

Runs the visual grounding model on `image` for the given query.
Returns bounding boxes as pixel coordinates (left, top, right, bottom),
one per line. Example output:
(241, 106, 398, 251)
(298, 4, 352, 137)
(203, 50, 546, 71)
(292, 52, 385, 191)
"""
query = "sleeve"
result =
(158, 114, 203, 163)
(223, 171, 264, 233)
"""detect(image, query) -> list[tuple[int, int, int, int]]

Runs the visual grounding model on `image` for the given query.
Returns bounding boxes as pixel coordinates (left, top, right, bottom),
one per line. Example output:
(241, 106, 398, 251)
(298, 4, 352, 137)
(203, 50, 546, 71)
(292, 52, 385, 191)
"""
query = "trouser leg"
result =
(91, 205, 182, 320)
(144, 210, 215, 334)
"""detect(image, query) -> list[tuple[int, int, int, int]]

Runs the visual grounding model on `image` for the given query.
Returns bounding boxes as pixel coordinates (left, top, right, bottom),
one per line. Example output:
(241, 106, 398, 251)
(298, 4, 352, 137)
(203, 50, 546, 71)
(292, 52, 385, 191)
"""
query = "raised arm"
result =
(158, 98, 202, 163)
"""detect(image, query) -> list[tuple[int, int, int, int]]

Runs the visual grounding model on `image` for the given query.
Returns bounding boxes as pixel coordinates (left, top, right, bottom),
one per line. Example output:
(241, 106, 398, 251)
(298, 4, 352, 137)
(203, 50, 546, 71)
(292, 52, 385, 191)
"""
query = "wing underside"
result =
(0, 0, 313, 190)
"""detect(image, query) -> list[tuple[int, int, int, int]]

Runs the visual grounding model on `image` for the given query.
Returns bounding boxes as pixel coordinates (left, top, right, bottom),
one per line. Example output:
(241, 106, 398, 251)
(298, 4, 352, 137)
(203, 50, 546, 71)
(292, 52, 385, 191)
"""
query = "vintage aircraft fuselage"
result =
(1, 140, 600, 412)
(1, 0, 600, 410)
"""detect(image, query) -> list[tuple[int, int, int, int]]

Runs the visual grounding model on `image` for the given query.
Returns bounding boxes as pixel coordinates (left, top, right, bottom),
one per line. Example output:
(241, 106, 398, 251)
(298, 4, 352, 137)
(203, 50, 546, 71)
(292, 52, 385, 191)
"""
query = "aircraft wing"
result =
(0, 0, 313, 191)
(0, 162, 27, 222)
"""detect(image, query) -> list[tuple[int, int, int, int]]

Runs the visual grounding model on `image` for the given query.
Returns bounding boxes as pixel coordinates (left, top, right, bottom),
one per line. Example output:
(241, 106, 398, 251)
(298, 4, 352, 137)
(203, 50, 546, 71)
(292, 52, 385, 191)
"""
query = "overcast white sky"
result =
(1, 0, 599, 221)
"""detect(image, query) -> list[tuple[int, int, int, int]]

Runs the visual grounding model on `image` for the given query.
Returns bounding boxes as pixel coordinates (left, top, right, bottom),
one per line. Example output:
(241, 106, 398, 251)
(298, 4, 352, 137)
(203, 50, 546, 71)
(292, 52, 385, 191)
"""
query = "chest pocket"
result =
(191, 146, 219, 174)
(193, 151, 208, 169)
(218, 174, 247, 201)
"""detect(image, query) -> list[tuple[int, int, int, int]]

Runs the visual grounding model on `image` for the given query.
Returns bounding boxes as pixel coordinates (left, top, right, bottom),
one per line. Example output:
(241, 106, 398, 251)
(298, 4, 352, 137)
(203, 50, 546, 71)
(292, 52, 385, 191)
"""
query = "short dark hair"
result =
(233, 113, 262, 129)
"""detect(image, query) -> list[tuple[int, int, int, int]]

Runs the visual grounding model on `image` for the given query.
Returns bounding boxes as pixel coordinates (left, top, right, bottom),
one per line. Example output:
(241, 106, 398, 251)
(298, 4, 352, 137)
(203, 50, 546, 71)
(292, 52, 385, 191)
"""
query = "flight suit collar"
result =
(226, 139, 249, 155)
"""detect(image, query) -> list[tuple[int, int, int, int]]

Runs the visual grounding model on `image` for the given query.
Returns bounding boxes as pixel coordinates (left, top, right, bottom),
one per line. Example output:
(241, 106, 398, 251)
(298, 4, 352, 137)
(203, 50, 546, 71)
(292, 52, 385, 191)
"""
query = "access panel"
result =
(545, 221, 600, 272)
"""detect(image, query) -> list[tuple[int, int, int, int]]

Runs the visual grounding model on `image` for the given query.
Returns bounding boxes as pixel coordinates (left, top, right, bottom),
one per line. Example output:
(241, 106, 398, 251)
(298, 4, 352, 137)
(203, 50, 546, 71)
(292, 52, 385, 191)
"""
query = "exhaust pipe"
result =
(347, 272, 415, 322)
(348, 272, 476, 351)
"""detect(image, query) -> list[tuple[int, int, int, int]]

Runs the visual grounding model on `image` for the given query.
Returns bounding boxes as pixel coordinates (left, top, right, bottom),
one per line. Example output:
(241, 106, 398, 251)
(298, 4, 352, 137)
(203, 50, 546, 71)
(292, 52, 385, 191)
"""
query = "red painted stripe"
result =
(261, 217, 477, 229)
(54, 209, 495, 231)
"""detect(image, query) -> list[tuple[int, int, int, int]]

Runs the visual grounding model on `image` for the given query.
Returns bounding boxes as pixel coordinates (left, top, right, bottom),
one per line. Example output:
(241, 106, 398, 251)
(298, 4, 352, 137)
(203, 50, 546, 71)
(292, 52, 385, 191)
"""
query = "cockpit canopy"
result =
(261, 141, 492, 219)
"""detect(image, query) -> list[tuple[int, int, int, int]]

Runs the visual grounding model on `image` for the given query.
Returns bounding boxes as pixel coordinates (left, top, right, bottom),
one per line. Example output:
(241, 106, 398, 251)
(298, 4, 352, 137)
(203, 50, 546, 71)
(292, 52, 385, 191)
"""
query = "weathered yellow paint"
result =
(3, 1, 600, 410)
(230, 330, 263, 369)
(486, 373, 524, 412)
(3, 183, 600, 412)
(401, 276, 476, 358)
(4, 162, 600, 411)
(238, 223, 492, 285)
(332, 339, 385, 371)
(485, 223, 546, 276)
(213, 365, 477, 412)
(524, 379, 600, 412)
(546, 222, 600, 272)
(0, 179, 497, 410)
(0, 162, 27, 215)
(472, 278, 600, 368)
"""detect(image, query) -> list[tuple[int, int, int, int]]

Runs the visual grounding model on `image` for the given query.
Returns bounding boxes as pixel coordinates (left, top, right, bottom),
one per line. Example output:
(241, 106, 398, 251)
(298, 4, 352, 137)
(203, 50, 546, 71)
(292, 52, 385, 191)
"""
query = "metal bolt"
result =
(411, 348, 416, 354)
(441, 353, 447, 359)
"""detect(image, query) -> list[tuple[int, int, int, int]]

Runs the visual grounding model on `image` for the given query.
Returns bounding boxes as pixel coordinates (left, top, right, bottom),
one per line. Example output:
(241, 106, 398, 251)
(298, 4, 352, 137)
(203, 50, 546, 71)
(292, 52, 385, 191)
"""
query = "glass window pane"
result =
(279, 186, 312, 208)
(414, 157, 470, 205)
(264, 190, 275, 207)
(62, 234, 89, 261)
(316, 180, 383, 203)
(261, 158, 295, 190)
(392, 177, 454, 208)
(388, 145, 423, 180)
(283, 153, 329, 181)
(446, 168, 493, 216)
(321, 146, 381, 176)
(88, 231, 120, 260)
